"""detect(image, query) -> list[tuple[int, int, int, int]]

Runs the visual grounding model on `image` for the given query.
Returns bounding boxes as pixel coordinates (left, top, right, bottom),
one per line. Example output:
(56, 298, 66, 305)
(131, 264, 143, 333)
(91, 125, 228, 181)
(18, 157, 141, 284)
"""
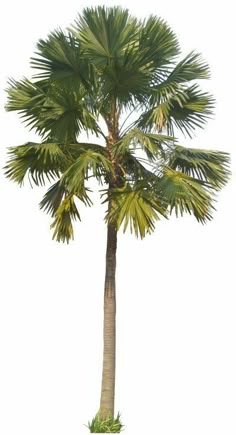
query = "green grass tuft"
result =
(87, 412, 124, 433)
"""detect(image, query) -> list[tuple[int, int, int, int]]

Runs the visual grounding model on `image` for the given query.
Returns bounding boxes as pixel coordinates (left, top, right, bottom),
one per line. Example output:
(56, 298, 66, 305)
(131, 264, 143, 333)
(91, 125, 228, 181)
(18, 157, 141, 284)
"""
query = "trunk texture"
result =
(99, 221, 117, 419)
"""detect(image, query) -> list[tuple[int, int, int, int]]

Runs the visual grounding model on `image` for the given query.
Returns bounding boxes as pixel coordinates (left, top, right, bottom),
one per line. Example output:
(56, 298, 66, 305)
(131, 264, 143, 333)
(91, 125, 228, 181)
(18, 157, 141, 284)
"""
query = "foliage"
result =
(87, 412, 124, 433)
(4, 5, 230, 242)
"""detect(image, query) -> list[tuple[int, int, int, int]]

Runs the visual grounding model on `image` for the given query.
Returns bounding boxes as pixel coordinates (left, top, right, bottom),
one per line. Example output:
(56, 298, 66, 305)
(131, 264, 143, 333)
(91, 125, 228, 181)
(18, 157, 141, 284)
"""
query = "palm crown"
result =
(5, 6, 230, 243)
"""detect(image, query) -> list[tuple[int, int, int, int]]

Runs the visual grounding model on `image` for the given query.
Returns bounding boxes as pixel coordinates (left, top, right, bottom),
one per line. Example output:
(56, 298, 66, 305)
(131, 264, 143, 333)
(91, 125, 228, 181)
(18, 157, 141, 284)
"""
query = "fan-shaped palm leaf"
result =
(60, 150, 114, 193)
(4, 142, 68, 186)
(4, 142, 106, 187)
(138, 15, 180, 75)
(105, 182, 167, 238)
(160, 51, 210, 89)
(5, 78, 100, 141)
(73, 6, 139, 62)
(71, 7, 180, 103)
(156, 168, 215, 222)
(40, 179, 92, 242)
(137, 84, 214, 137)
(31, 30, 91, 86)
(168, 145, 230, 189)
(113, 128, 174, 160)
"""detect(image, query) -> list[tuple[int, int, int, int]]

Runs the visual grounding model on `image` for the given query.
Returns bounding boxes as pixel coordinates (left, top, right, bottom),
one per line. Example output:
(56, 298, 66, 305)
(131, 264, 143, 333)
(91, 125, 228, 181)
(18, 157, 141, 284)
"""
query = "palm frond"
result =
(40, 175, 93, 217)
(139, 15, 180, 73)
(137, 84, 214, 137)
(146, 51, 210, 102)
(72, 6, 139, 64)
(50, 194, 80, 243)
(39, 181, 65, 215)
(114, 128, 175, 160)
(40, 177, 93, 243)
(4, 141, 107, 188)
(72, 7, 181, 103)
(72, 7, 150, 103)
(5, 78, 100, 141)
(105, 182, 167, 238)
(156, 168, 215, 222)
(4, 142, 68, 186)
(168, 145, 230, 189)
(165, 51, 210, 85)
(30, 30, 91, 87)
(60, 150, 113, 193)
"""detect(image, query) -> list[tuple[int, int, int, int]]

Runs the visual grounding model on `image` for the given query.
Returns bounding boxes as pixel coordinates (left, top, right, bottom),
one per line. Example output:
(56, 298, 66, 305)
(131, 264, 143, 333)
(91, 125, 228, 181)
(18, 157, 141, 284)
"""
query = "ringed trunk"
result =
(99, 221, 117, 419)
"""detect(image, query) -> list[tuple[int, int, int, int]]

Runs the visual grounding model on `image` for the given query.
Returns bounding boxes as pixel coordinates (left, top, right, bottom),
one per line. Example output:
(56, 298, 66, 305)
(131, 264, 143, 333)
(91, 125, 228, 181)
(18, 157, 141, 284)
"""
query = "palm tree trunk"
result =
(99, 220, 117, 419)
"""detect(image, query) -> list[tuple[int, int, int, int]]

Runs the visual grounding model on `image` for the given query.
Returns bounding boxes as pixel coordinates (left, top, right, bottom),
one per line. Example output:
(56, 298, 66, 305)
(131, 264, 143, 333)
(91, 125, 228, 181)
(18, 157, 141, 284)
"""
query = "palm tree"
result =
(4, 6, 230, 432)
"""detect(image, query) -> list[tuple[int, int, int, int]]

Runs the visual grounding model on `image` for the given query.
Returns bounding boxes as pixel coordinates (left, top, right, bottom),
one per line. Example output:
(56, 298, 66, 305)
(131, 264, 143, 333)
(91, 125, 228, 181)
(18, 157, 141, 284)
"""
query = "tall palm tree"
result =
(4, 6, 230, 432)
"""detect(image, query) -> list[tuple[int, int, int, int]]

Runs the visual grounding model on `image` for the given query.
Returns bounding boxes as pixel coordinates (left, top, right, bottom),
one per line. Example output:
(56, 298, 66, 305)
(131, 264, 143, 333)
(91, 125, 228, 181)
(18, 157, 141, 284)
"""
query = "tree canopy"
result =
(4, 6, 230, 242)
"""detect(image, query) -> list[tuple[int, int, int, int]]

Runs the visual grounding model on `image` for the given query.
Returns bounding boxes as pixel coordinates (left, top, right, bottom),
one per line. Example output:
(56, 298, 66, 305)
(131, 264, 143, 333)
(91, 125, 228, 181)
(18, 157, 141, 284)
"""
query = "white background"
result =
(0, 1, 235, 434)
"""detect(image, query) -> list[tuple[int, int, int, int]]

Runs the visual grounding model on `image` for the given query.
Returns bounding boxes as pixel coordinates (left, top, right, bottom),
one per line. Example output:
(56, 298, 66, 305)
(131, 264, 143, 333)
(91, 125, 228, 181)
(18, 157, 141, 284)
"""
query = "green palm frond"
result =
(4, 142, 68, 186)
(164, 51, 210, 85)
(72, 7, 149, 103)
(168, 145, 230, 189)
(35, 84, 99, 141)
(137, 84, 214, 137)
(72, 6, 139, 64)
(146, 51, 210, 103)
(61, 150, 114, 193)
(6, 78, 46, 112)
(39, 180, 92, 216)
(139, 15, 180, 74)
(50, 194, 80, 243)
(6, 78, 48, 134)
(4, 141, 107, 187)
(157, 168, 215, 222)
(114, 128, 174, 160)
(167, 85, 215, 137)
(71, 7, 181, 103)
(105, 182, 167, 238)
(39, 179, 92, 242)
(5, 78, 100, 141)
(39, 181, 65, 215)
(30, 30, 91, 86)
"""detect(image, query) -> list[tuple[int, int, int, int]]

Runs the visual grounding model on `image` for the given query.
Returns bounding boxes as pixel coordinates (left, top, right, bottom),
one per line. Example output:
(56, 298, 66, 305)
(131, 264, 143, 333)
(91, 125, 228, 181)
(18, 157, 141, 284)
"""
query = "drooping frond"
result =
(105, 182, 167, 238)
(4, 142, 68, 186)
(168, 145, 230, 189)
(39, 180, 92, 216)
(4, 142, 107, 187)
(156, 168, 215, 222)
(39, 181, 65, 215)
(39, 179, 92, 242)
(50, 194, 81, 243)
